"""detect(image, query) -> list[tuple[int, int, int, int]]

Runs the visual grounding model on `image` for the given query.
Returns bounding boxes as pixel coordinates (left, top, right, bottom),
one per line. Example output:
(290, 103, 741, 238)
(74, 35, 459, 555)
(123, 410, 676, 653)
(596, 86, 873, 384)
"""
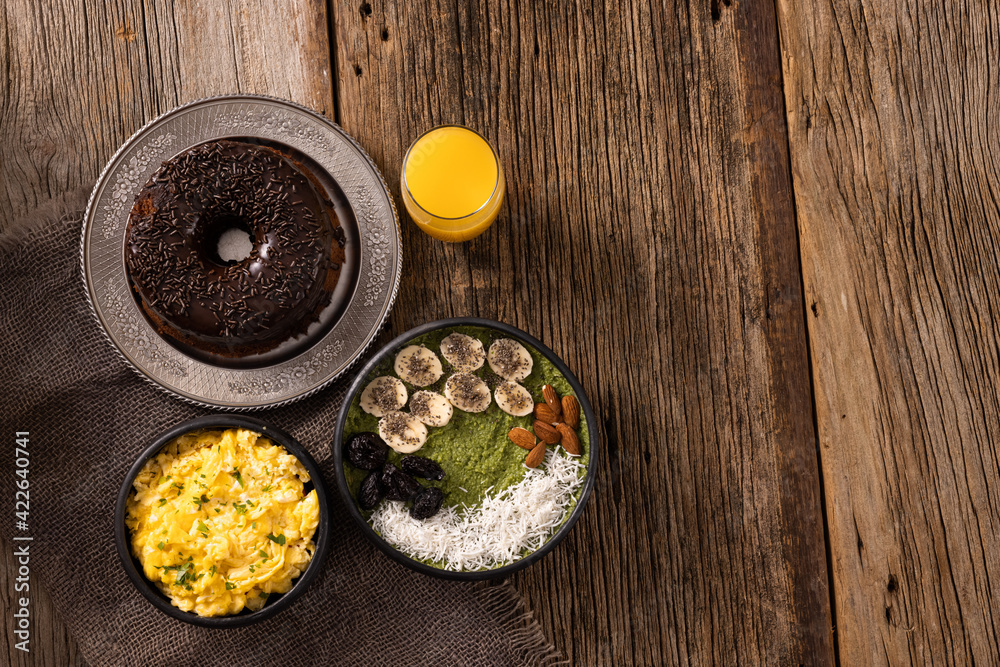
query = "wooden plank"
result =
(776, 0, 1000, 663)
(0, 0, 334, 228)
(1, 1, 333, 664)
(0, 538, 85, 666)
(332, 0, 832, 663)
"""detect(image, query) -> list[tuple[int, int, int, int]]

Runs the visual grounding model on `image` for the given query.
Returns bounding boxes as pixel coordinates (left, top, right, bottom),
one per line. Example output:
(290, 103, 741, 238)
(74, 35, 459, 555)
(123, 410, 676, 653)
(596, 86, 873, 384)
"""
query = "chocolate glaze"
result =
(124, 139, 347, 358)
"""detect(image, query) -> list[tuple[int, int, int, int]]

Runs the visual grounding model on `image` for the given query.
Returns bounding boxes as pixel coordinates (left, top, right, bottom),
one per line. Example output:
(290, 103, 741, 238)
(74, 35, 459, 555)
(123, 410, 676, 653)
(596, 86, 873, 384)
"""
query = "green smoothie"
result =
(342, 326, 590, 513)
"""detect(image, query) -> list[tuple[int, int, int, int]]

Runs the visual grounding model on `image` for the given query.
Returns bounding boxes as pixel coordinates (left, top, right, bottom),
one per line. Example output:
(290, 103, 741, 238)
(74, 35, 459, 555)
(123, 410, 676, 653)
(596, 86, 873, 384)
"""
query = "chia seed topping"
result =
(404, 348, 436, 385)
(409, 391, 432, 419)
(496, 381, 531, 413)
(489, 339, 529, 379)
(381, 411, 420, 447)
(441, 333, 484, 372)
(369, 377, 403, 414)
(447, 373, 488, 406)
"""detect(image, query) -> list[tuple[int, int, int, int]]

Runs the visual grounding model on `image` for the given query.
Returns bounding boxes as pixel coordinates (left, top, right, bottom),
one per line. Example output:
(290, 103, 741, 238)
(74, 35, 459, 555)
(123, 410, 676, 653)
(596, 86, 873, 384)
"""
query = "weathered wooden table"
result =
(3, 0, 998, 664)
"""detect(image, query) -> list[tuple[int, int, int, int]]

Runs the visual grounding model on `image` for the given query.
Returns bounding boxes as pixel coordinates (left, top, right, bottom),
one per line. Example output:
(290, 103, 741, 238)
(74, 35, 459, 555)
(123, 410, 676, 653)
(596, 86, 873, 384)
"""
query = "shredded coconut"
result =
(370, 448, 586, 571)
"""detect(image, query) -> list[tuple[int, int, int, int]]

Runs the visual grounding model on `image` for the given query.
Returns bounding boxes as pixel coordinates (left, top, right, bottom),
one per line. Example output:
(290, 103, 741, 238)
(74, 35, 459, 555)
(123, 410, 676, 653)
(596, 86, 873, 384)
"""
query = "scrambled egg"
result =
(125, 428, 319, 617)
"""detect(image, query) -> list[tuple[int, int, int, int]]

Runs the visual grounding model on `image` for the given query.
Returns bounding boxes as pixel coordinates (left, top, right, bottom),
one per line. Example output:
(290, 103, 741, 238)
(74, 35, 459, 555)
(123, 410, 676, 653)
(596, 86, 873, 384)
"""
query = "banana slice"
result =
(360, 376, 408, 417)
(440, 333, 486, 372)
(394, 345, 444, 387)
(444, 373, 491, 413)
(409, 390, 453, 427)
(487, 338, 533, 382)
(378, 411, 428, 453)
(494, 381, 534, 417)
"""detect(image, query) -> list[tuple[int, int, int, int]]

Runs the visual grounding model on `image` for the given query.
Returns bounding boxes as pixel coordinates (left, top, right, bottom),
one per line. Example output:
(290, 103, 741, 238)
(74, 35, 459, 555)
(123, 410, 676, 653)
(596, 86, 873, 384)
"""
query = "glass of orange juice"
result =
(400, 125, 505, 242)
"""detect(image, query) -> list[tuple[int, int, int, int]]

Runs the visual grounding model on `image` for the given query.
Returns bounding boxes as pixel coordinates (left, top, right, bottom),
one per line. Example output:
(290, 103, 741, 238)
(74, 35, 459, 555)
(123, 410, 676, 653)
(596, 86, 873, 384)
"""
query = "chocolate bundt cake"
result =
(124, 139, 347, 358)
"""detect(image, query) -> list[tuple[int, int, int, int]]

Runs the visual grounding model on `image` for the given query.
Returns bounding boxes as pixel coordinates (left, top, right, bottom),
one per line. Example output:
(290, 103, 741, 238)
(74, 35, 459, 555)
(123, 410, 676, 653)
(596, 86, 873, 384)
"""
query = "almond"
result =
(533, 420, 561, 445)
(508, 427, 537, 450)
(535, 402, 559, 424)
(557, 423, 581, 456)
(525, 442, 547, 468)
(561, 395, 580, 429)
(542, 384, 562, 419)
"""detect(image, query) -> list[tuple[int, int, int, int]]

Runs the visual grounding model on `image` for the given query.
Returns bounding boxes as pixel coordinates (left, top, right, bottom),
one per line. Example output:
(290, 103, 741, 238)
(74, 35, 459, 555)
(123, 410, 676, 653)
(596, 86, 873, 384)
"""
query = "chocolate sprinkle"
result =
(123, 139, 346, 354)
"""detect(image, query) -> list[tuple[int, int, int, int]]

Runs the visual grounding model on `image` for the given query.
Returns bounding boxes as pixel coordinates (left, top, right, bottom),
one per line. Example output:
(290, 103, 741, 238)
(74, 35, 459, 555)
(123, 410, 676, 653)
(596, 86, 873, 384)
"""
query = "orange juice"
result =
(401, 125, 505, 242)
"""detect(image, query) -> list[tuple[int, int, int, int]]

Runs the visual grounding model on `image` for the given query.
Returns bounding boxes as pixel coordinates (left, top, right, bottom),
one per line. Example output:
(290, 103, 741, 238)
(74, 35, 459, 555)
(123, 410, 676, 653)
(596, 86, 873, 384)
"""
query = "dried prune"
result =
(345, 432, 389, 470)
(400, 455, 445, 481)
(358, 470, 384, 510)
(410, 487, 444, 520)
(381, 463, 420, 501)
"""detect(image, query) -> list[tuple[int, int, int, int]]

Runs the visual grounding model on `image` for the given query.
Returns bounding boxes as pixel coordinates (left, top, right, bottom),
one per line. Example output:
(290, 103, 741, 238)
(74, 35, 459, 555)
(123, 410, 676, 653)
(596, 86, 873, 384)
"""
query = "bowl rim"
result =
(114, 414, 331, 627)
(333, 317, 599, 580)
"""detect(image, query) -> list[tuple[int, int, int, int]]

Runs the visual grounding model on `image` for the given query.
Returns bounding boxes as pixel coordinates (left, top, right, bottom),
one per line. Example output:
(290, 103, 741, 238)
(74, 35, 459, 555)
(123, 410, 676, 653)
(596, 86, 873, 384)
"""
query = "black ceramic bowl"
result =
(333, 317, 598, 580)
(114, 415, 330, 627)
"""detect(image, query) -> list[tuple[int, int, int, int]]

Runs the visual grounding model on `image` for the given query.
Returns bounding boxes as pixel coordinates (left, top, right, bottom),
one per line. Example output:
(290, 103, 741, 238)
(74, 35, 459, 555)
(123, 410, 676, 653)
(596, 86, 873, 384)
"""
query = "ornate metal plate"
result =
(81, 95, 401, 409)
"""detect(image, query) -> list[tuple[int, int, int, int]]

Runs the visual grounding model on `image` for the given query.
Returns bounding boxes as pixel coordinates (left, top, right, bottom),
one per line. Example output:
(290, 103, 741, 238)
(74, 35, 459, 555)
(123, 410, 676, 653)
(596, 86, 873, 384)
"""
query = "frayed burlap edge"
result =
(0, 187, 91, 250)
(476, 583, 569, 666)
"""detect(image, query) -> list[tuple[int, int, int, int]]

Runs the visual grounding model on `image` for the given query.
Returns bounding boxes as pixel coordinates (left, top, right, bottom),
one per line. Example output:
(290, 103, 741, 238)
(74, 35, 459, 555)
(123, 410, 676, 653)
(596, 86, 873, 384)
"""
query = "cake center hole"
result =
(217, 228, 253, 263)
(206, 215, 253, 265)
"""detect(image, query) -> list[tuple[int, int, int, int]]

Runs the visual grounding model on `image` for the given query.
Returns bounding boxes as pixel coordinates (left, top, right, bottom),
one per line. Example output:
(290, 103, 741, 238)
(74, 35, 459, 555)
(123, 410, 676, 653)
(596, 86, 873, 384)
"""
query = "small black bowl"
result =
(333, 317, 599, 580)
(114, 415, 330, 627)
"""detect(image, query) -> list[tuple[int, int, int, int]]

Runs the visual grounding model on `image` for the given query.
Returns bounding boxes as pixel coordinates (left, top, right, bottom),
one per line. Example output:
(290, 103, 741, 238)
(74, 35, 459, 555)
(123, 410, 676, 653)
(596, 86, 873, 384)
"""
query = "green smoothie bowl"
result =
(333, 317, 597, 579)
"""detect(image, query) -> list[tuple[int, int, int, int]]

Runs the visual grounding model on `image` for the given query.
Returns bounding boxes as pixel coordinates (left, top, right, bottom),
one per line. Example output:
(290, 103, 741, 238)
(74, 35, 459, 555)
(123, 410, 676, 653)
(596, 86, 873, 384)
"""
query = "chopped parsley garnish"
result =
(157, 476, 168, 485)
(157, 498, 167, 506)
(192, 494, 209, 509)
(157, 541, 165, 550)
(225, 581, 236, 591)
(259, 591, 269, 599)
(266, 533, 286, 546)
(249, 565, 256, 573)
(233, 502, 248, 515)
(252, 522, 258, 529)
(262, 484, 272, 492)
(196, 520, 209, 536)
(231, 468, 244, 488)
(163, 561, 195, 587)
(208, 565, 217, 577)
(169, 482, 184, 493)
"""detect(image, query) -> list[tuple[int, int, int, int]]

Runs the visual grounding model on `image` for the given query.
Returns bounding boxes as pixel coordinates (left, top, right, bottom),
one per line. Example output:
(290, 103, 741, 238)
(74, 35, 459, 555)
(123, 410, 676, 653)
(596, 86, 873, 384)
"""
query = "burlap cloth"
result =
(0, 189, 562, 666)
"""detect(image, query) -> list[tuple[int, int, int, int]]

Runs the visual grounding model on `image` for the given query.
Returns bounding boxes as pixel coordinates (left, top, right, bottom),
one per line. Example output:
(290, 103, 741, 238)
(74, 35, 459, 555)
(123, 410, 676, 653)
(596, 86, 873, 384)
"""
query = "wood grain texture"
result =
(332, 0, 832, 663)
(1, 1, 332, 664)
(776, 0, 1000, 663)
(0, 537, 85, 666)
(0, 0, 333, 229)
